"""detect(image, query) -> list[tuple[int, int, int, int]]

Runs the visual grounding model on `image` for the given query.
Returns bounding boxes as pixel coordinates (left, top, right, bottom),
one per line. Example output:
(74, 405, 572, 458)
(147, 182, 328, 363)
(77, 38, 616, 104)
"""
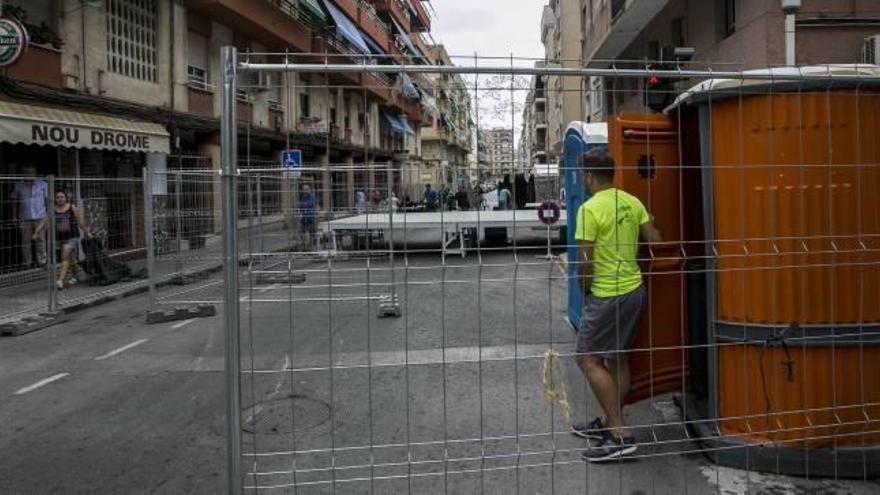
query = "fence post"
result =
(143, 167, 156, 311)
(175, 171, 183, 275)
(256, 175, 263, 256)
(220, 45, 243, 495)
(46, 175, 57, 313)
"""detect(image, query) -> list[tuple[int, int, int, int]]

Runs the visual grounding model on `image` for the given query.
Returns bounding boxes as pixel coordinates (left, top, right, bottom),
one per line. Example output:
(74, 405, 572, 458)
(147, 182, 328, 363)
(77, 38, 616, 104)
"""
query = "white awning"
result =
(0, 100, 170, 154)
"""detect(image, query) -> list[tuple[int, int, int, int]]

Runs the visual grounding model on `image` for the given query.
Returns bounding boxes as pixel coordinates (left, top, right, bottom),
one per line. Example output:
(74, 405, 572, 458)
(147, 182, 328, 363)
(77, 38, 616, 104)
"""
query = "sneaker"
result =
(571, 417, 606, 440)
(66, 277, 78, 287)
(55, 280, 64, 291)
(582, 436, 637, 462)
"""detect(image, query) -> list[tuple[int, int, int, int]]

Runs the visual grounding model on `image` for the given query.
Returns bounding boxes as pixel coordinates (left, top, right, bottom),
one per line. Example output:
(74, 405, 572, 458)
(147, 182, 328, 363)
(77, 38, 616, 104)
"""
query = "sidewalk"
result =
(0, 217, 293, 324)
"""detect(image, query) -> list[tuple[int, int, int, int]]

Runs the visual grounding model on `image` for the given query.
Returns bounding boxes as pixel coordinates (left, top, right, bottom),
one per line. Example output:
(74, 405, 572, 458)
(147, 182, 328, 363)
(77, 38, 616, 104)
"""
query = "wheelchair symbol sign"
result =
(281, 150, 302, 178)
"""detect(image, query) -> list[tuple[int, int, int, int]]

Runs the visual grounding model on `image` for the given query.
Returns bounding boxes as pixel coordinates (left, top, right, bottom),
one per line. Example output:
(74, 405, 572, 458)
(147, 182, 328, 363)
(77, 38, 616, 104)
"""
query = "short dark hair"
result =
(582, 149, 615, 183)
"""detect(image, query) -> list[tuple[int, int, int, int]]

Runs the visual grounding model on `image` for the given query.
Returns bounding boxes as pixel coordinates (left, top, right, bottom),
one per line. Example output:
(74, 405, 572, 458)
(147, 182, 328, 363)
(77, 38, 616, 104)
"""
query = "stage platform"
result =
(320, 209, 567, 256)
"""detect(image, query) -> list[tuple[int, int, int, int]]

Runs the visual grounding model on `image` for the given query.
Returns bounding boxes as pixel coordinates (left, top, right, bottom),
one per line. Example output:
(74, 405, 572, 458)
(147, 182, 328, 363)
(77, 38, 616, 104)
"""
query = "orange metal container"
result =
(607, 113, 689, 404)
(709, 90, 880, 448)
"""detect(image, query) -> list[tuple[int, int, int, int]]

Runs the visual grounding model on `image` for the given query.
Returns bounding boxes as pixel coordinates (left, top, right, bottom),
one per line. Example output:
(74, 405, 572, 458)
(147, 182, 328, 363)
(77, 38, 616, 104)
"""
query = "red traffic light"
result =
(648, 76, 659, 86)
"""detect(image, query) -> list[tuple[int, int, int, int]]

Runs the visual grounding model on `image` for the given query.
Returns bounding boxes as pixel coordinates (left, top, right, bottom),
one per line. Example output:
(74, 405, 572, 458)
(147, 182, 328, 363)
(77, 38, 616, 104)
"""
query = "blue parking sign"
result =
(281, 149, 302, 178)
(281, 149, 302, 169)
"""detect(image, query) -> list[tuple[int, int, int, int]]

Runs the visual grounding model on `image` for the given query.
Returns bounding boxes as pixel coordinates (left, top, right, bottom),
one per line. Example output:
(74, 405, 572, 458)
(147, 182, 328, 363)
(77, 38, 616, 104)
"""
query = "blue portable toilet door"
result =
(563, 122, 607, 331)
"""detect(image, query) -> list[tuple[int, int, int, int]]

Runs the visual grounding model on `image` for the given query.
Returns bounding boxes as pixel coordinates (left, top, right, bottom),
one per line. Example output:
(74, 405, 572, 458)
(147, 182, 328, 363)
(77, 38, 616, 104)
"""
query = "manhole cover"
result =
(242, 394, 330, 435)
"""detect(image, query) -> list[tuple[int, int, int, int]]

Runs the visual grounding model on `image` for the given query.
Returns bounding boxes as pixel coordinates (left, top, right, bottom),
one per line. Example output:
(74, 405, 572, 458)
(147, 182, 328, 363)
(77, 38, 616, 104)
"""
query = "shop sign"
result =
(0, 17, 28, 67)
(30, 124, 154, 151)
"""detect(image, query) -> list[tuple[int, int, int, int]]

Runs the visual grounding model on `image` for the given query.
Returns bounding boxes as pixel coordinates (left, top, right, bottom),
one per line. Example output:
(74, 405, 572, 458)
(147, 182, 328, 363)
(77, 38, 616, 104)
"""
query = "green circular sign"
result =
(0, 18, 28, 67)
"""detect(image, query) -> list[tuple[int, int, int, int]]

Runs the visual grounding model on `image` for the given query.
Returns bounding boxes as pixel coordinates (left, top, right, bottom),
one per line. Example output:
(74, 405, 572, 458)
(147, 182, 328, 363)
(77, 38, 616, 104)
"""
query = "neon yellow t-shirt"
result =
(575, 188, 649, 298)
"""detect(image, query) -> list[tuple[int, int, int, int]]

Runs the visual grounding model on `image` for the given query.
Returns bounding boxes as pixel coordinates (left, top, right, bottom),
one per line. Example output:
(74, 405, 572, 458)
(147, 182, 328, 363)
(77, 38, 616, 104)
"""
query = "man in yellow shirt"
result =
(572, 149, 661, 462)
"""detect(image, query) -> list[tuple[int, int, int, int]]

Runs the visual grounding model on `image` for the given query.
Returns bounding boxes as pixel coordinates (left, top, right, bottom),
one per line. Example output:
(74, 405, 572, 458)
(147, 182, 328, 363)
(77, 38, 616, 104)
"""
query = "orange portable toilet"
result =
(668, 65, 880, 478)
(606, 113, 690, 405)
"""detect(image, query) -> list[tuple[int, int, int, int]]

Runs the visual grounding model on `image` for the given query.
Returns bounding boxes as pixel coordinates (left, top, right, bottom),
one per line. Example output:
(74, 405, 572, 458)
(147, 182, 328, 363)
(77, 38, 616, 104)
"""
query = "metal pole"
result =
(143, 167, 156, 311)
(46, 175, 56, 313)
(256, 175, 263, 256)
(220, 45, 243, 495)
(238, 62, 880, 83)
(785, 13, 796, 66)
(175, 171, 183, 275)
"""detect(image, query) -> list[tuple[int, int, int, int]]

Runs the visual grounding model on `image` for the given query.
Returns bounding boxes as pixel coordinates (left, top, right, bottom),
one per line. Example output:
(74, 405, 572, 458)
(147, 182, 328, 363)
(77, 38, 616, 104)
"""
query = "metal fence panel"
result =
(205, 50, 880, 493)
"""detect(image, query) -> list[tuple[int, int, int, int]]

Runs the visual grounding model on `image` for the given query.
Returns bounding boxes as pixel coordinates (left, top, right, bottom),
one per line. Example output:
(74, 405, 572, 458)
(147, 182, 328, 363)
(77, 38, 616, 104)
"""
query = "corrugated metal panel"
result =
(712, 91, 880, 325)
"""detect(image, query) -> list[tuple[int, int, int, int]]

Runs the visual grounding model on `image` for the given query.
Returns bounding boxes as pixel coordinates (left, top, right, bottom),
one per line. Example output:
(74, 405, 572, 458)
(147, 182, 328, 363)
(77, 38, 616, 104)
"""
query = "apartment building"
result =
(582, 0, 880, 119)
(0, 0, 433, 271)
(542, 0, 585, 163)
(415, 43, 473, 195)
(522, 64, 551, 172)
(482, 127, 514, 179)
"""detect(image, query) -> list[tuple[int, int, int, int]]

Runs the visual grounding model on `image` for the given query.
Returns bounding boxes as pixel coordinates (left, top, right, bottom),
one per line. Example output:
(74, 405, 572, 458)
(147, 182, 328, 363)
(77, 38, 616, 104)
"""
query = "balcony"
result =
(588, 0, 671, 68)
(357, 0, 393, 49)
(236, 98, 253, 124)
(535, 111, 547, 128)
(332, 0, 360, 22)
(408, 0, 430, 32)
(187, 85, 215, 118)
(373, 0, 411, 32)
(187, 0, 312, 53)
(5, 44, 63, 89)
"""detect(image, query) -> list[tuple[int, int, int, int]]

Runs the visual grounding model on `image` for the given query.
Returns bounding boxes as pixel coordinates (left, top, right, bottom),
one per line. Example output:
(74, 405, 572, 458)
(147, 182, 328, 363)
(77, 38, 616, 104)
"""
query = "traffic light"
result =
(646, 64, 675, 113)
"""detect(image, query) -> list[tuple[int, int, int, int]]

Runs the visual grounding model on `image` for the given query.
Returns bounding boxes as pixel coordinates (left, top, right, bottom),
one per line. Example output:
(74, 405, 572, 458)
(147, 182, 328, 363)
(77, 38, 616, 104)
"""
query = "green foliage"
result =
(2, 5, 64, 49)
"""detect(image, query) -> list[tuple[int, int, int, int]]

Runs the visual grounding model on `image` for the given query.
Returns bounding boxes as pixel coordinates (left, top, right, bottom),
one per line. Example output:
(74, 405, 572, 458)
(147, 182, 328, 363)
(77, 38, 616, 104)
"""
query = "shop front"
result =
(0, 100, 170, 273)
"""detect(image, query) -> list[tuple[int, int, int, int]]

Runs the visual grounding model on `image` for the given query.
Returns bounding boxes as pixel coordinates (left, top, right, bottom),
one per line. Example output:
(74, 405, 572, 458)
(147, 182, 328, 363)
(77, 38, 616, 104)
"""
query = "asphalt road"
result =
(1, 250, 878, 494)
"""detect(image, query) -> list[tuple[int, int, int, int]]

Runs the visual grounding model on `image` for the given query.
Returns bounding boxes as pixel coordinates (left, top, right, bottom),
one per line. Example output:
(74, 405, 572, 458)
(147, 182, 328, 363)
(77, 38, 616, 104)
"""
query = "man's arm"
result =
(639, 214, 662, 243)
(577, 240, 594, 296)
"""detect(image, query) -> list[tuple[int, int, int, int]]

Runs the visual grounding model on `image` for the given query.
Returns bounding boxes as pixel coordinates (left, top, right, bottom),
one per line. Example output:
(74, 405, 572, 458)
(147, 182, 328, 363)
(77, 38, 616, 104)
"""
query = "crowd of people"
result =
(12, 164, 92, 290)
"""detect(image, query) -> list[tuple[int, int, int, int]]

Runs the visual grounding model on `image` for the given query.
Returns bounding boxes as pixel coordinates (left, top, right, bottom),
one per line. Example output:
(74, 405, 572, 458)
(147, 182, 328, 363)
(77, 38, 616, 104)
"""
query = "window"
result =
(107, 0, 158, 82)
(330, 108, 337, 125)
(722, 0, 736, 38)
(300, 93, 310, 117)
(672, 17, 687, 47)
(187, 31, 210, 90)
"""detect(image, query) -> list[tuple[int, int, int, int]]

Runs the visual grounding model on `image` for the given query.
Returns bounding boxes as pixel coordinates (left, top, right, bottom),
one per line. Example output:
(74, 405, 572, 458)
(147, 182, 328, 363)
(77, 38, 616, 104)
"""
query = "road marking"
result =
(259, 283, 280, 293)
(94, 339, 149, 361)
(171, 319, 195, 330)
(14, 373, 70, 395)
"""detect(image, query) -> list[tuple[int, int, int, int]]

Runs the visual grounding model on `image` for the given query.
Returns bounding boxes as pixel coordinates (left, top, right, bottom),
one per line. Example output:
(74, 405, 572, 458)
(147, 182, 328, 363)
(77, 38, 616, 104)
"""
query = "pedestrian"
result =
(33, 191, 92, 290)
(355, 189, 366, 215)
(438, 184, 450, 211)
(424, 183, 438, 212)
(298, 185, 319, 250)
(498, 187, 511, 210)
(11, 164, 48, 268)
(389, 190, 400, 212)
(572, 150, 661, 462)
(371, 188, 383, 210)
(454, 185, 470, 211)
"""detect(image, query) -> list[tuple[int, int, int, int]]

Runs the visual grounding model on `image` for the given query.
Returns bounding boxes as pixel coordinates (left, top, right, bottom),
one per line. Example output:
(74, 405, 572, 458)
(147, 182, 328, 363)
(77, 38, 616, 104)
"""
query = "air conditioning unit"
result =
(862, 35, 880, 65)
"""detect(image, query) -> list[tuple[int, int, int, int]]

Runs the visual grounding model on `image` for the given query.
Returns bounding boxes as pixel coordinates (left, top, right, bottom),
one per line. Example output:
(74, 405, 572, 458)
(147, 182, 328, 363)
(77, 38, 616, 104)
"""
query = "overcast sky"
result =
(427, 0, 547, 132)
(429, 0, 546, 64)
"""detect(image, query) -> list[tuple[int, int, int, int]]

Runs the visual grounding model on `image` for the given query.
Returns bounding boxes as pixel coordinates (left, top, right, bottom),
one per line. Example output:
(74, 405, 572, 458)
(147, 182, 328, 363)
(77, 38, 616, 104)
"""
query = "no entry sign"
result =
(538, 201, 561, 225)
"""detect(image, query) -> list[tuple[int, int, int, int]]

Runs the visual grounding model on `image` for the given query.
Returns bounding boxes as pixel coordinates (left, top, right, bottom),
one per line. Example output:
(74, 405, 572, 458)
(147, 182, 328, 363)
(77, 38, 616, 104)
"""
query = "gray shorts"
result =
(577, 285, 646, 356)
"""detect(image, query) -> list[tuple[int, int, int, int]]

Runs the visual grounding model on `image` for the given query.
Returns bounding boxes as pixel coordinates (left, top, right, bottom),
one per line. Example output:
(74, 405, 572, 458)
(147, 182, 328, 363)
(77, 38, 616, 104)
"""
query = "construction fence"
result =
(204, 49, 880, 494)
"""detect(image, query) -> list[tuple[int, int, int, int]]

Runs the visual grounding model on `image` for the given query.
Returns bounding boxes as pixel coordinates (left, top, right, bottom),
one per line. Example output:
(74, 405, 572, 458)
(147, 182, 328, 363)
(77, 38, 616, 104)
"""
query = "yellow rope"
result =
(541, 349, 572, 423)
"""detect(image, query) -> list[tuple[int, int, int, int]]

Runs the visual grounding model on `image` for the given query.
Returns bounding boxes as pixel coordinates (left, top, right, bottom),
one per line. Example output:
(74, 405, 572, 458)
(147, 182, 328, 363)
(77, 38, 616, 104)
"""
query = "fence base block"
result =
(254, 273, 307, 285)
(1, 312, 67, 337)
(377, 294, 402, 318)
(145, 304, 217, 324)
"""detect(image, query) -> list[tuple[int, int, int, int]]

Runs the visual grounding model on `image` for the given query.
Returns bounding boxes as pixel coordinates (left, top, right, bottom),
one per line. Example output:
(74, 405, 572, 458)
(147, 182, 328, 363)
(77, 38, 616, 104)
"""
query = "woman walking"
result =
(33, 191, 91, 290)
